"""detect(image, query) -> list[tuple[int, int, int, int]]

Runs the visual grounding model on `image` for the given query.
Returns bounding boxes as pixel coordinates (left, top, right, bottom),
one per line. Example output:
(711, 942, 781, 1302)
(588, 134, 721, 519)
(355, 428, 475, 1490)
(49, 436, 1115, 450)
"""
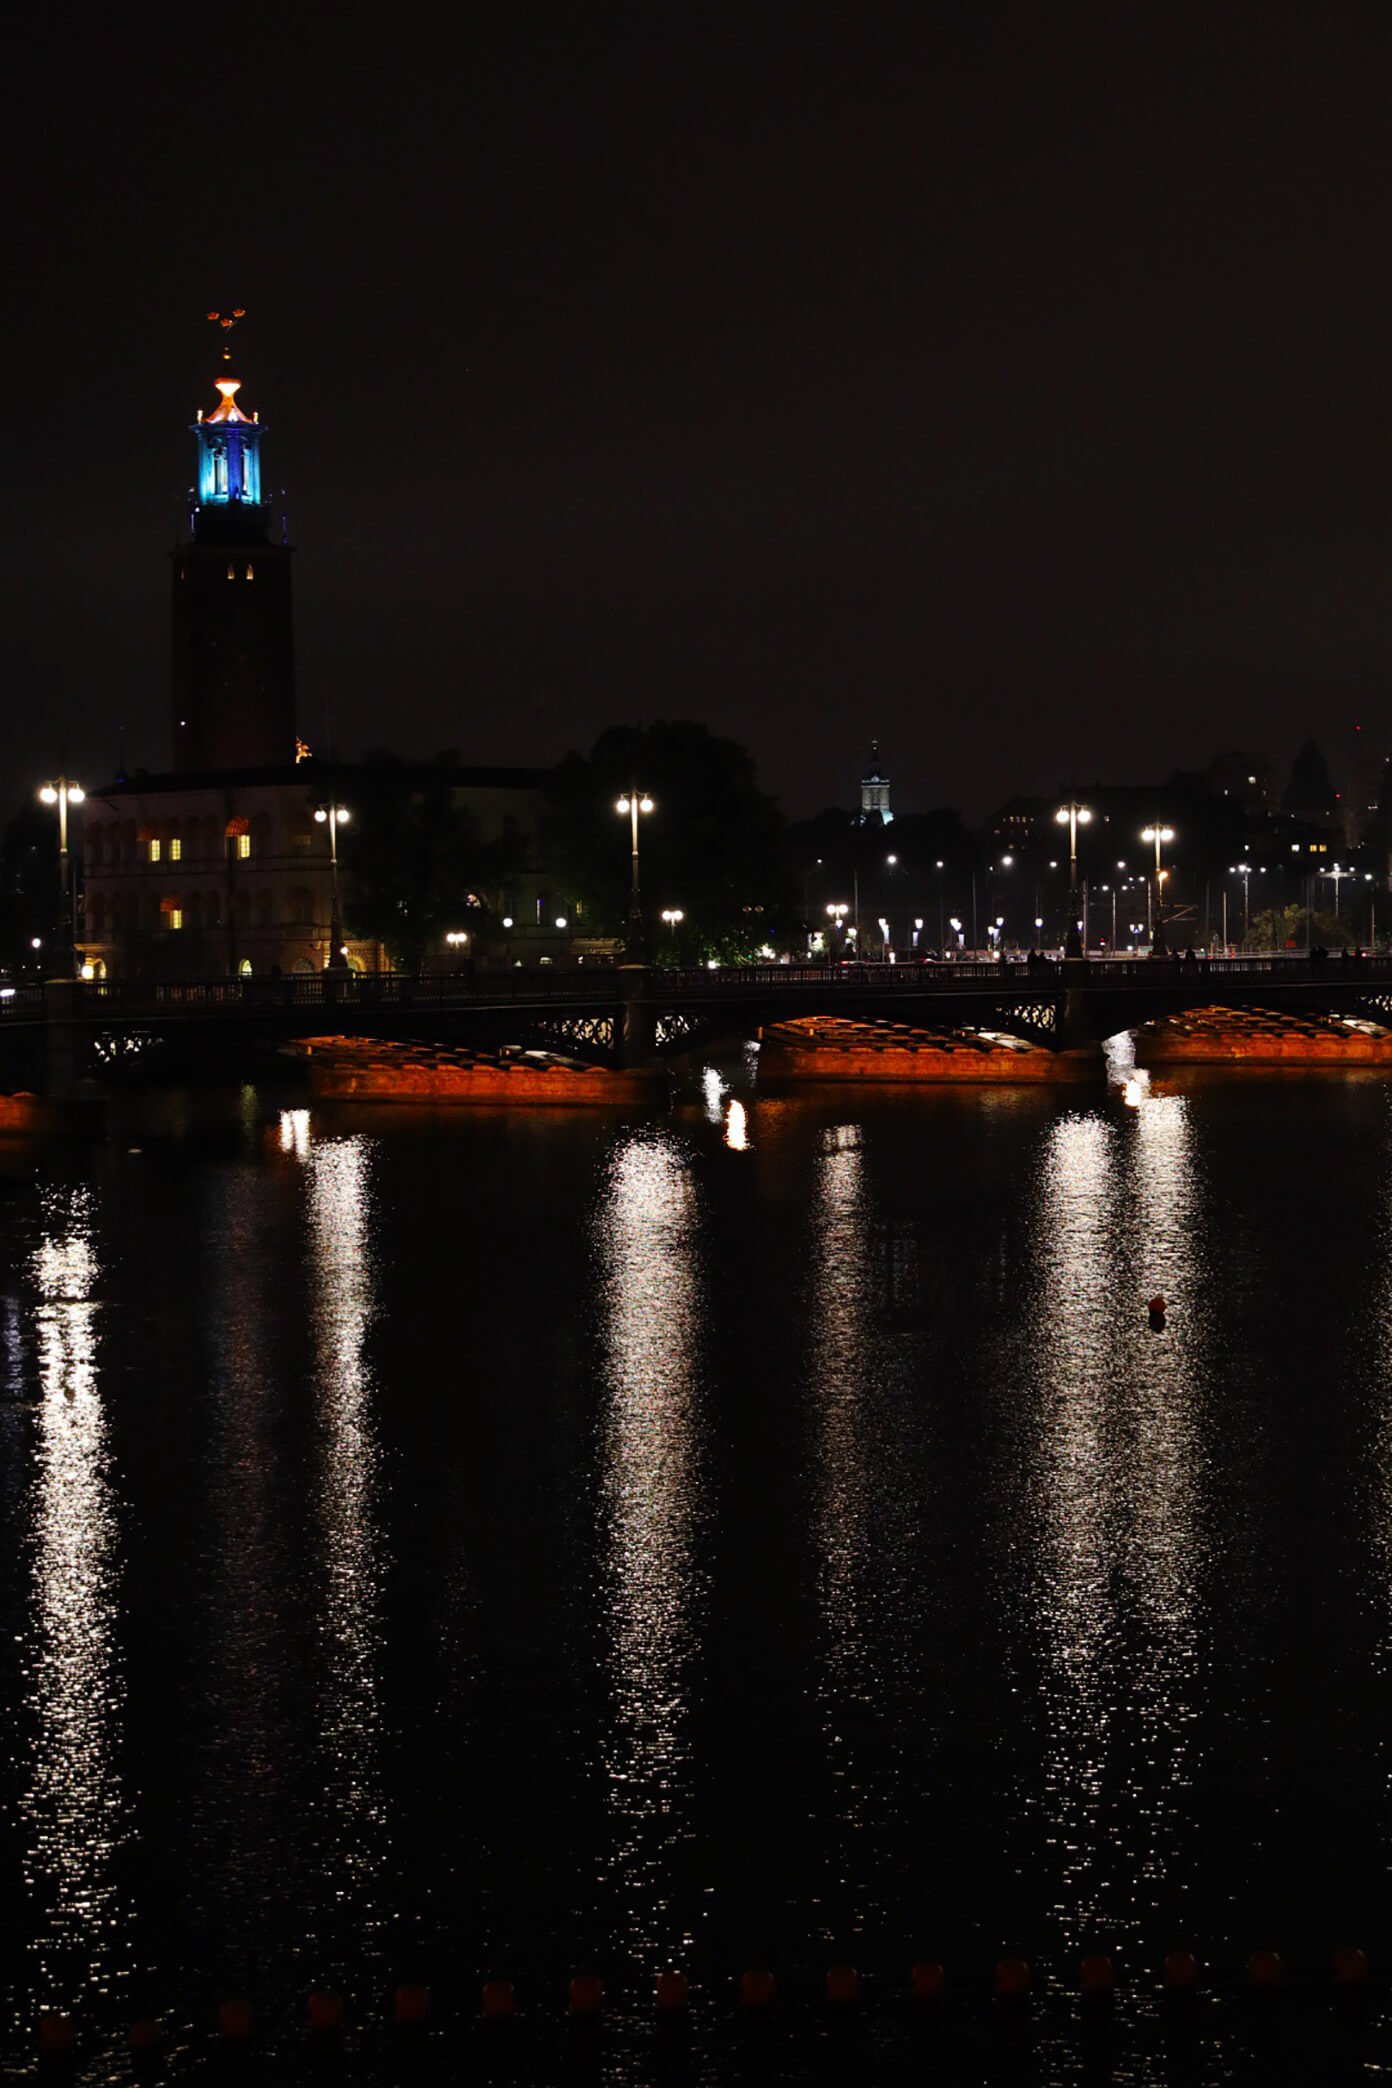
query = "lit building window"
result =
(170, 838, 182, 862)
(169, 909, 184, 932)
(238, 959, 253, 977)
(148, 838, 161, 863)
(237, 833, 251, 860)
(226, 563, 236, 581)
(245, 564, 254, 581)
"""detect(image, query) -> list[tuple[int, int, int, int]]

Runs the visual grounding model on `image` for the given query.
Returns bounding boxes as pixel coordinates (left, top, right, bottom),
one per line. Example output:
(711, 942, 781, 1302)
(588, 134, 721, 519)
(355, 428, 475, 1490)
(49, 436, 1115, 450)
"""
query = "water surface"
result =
(2, 1054, 1390, 2080)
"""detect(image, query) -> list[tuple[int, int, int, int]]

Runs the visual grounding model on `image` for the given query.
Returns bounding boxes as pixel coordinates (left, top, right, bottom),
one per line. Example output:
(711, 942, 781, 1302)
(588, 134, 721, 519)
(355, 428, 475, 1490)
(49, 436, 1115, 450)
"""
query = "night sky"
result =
(7, 3, 1387, 817)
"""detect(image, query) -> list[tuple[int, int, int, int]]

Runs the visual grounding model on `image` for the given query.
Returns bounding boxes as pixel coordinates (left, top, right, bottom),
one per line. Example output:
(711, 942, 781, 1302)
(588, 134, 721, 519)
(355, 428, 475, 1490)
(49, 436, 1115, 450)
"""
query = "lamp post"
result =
(313, 802, 350, 970)
(1229, 861, 1254, 950)
(1141, 824, 1175, 955)
(660, 907, 684, 961)
(1054, 802, 1092, 958)
(825, 901, 849, 962)
(934, 859, 945, 951)
(1321, 862, 1347, 935)
(38, 778, 85, 976)
(615, 792, 654, 957)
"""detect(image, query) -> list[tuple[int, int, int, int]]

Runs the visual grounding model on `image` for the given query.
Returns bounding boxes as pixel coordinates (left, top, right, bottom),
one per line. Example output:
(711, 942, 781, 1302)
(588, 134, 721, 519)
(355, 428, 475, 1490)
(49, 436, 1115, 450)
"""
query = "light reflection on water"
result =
(593, 1130, 706, 1963)
(806, 1131, 876, 1939)
(304, 1133, 389, 1964)
(1002, 1085, 1211, 1961)
(6, 1070, 1392, 2077)
(19, 1186, 133, 2016)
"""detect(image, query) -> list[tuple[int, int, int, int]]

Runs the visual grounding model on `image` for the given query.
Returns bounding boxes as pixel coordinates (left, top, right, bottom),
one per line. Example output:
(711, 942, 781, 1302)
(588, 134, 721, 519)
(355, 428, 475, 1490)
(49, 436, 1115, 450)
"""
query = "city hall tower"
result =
(171, 357, 294, 769)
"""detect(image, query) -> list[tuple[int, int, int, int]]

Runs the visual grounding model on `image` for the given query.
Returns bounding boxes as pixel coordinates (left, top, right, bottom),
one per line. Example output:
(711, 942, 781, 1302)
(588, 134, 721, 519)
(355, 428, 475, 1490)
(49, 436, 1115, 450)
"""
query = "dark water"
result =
(2, 1049, 1392, 2082)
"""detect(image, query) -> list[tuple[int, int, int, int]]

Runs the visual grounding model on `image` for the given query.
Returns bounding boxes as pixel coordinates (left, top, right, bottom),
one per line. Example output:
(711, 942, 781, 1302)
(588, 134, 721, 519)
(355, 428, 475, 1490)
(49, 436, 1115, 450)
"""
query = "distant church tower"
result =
(171, 359, 294, 770)
(858, 740, 893, 825)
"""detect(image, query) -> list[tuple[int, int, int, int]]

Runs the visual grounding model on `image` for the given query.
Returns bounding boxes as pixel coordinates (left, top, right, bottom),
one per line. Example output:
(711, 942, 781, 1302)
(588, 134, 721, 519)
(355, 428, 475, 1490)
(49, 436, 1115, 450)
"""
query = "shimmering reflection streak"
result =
(1019, 1098, 1208, 1956)
(1115, 1090, 1207, 1936)
(806, 1133, 876, 1939)
(305, 1138, 388, 1954)
(595, 1133, 706, 1961)
(19, 1187, 133, 2016)
(1019, 1116, 1120, 1951)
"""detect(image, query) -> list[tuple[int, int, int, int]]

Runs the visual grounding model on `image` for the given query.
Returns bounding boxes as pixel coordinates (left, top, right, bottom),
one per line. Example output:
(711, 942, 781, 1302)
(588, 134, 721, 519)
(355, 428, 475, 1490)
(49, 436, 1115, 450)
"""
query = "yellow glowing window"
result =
(237, 833, 251, 860)
(245, 564, 254, 581)
(226, 564, 236, 580)
(148, 838, 161, 863)
(170, 838, 182, 862)
(169, 909, 183, 931)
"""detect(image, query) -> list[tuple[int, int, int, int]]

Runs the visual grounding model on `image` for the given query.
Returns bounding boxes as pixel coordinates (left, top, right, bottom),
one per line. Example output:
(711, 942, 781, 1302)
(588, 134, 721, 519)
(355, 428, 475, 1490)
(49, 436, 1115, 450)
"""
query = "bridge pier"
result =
(619, 965, 658, 1068)
(1059, 978, 1102, 1051)
(43, 979, 80, 1101)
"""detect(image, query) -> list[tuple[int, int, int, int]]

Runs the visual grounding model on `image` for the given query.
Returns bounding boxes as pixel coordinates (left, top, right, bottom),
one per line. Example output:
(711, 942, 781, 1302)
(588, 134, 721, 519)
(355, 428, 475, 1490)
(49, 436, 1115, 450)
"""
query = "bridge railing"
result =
(20, 952, 1392, 1024)
(0, 985, 48, 1018)
(62, 970, 627, 1019)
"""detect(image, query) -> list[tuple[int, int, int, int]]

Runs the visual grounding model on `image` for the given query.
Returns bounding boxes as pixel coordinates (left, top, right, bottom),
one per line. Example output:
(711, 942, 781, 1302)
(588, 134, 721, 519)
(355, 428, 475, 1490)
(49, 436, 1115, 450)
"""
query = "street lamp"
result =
(38, 778, 85, 976)
(1229, 861, 1254, 949)
(615, 792, 654, 956)
(313, 802, 351, 970)
(1054, 801, 1093, 958)
(825, 901, 849, 962)
(1320, 862, 1348, 934)
(1141, 824, 1175, 955)
(660, 906, 684, 960)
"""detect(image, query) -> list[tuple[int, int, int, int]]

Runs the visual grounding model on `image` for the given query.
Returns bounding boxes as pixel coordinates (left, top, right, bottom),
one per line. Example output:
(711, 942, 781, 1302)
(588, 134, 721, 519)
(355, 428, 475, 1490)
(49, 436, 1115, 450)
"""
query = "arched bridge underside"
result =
(8, 958, 1392, 1087)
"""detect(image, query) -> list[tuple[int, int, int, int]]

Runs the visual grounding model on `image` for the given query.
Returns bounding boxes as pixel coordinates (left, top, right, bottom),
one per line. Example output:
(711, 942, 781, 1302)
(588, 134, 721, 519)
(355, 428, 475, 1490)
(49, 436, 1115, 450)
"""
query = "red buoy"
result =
(1333, 1946, 1369, 1988)
(307, 1991, 343, 2032)
(394, 1984, 430, 2025)
(1080, 1954, 1114, 1994)
(655, 1971, 688, 2012)
(568, 1975, 603, 2017)
(1163, 1950, 1199, 1992)
(995, 1956, 1030, 1997)
(37, 2014, 74, 2059)
(1248, 1950, 1284, 1990)
(739, 1968, 775, 2009)
(825, 1964, 860, 2006)
(481, 1979, 515, 2019)
(909, 1959, 946, 1998)
(217, 1999, 254, 2040)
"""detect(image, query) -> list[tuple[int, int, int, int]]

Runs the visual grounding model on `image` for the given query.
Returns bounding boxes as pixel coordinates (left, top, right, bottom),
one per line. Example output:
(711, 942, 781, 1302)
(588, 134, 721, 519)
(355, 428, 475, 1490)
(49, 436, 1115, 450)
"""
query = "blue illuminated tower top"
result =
(189, 375, 271, 545)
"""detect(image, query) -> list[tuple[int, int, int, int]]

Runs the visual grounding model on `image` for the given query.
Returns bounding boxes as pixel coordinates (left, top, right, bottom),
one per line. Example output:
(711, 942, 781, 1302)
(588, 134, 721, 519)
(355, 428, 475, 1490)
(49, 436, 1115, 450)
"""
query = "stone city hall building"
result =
(80, 358, 547, 979)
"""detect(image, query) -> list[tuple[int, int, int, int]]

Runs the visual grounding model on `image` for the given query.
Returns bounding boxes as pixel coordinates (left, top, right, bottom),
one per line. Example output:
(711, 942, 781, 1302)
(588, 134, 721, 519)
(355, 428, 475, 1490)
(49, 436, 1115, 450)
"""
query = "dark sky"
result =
(7, 2, 1388, 817)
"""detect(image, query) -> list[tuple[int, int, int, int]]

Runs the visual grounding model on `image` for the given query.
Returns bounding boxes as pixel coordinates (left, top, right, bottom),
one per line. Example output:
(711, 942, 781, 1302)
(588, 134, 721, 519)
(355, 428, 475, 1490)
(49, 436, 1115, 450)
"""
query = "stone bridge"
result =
(6, 955, 1392, 1091)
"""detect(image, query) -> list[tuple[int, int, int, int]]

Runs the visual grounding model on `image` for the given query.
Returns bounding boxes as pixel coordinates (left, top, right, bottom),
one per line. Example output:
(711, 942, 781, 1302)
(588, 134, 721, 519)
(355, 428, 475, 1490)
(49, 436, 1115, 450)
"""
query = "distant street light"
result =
(1141, 824, 1175, 955)
(313, 802, 351, 971)
(660, 906, 684, 960)
(1321, 861, 1348, 931)
(1054, 801, 1092, 958)
(616, 792, 654, 957)
(38, 777, 85, 976)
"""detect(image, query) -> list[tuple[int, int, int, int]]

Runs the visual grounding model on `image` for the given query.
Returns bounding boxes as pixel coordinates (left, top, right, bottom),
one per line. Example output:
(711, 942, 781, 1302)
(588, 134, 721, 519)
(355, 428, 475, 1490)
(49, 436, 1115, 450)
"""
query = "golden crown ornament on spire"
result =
(206, 308, 247, 361)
